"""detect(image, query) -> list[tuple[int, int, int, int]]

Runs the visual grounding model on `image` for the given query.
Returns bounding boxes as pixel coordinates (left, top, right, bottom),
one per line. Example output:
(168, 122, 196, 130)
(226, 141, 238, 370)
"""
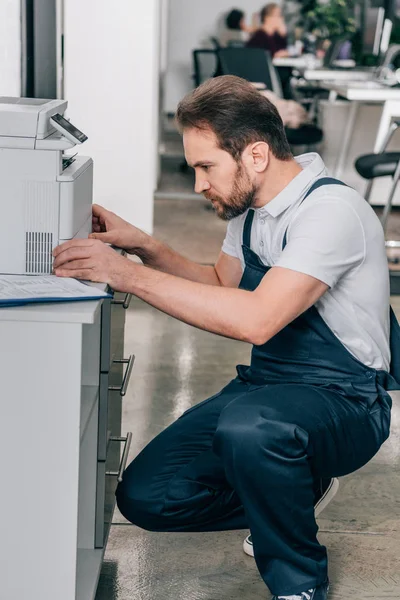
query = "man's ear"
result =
(242, 142, 270, 174)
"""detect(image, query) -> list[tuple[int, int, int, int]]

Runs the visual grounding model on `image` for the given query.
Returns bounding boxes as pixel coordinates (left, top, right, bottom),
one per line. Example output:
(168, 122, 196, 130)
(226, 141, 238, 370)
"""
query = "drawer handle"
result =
(106, 432, 132, 482)
(111, 293, 132, 309)
(108, 355, 135, 396)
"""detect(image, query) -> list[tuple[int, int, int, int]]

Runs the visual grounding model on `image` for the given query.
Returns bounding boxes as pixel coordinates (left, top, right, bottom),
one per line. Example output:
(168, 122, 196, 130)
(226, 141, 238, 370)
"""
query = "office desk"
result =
(272, 55, 322, 69)
(302, 68, 375, 82)
(320, 81, 400, 178)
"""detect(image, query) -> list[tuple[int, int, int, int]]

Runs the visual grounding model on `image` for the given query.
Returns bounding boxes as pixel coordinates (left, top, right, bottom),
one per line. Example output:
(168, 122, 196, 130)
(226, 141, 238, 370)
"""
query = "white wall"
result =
(0, 0, 21, 96)
(64, 1, 160, 233)
(160, 0, 170, 76)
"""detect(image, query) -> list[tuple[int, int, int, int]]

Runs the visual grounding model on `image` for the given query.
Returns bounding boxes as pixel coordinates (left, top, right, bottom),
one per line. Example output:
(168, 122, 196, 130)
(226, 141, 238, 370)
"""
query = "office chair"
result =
(218, 47, 282, 95)
(210, 37, 221, 50)
(192, 49, 220, 88)
(378, 44, 400, 75)
(227, 40, 246, 48)
(217, 47, 323, 148)
(355, 120, 400, 252)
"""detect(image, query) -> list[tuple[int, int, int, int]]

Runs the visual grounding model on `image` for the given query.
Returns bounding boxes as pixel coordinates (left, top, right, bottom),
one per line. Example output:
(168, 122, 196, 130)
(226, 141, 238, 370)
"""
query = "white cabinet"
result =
(0, 291, 133, 600)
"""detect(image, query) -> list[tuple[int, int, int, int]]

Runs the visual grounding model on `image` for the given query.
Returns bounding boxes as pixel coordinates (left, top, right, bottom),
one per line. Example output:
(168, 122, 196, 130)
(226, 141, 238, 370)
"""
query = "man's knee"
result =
(115, 456, 171, 531)
(115, 454, 203, 532)
(115, 478, 159, 531)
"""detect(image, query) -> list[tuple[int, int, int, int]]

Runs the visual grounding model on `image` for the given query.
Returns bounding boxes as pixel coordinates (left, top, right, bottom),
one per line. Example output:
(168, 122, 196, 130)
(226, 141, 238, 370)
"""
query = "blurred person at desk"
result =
(52, 75, 400, 600)
(220, 8, 259, 47)
(247, 3, 294, 98)
(246, 3, 288, 58)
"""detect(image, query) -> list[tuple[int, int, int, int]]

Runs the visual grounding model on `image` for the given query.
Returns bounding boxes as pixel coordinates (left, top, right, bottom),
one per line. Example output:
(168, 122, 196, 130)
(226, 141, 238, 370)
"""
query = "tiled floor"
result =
(94, 197, 400, 600)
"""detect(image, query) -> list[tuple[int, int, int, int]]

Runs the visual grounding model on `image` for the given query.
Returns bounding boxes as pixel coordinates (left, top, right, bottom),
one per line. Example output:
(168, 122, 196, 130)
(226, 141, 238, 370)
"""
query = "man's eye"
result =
(203, 165, 210, 171)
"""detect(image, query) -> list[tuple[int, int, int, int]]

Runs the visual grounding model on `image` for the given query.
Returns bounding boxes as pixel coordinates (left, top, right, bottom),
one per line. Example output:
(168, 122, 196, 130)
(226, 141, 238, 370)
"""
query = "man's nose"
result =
(194, 174, 211, 195)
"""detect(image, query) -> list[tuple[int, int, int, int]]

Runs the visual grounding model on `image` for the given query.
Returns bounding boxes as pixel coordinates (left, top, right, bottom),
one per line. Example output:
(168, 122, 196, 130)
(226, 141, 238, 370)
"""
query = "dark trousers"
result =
(116, 377, 390, 596)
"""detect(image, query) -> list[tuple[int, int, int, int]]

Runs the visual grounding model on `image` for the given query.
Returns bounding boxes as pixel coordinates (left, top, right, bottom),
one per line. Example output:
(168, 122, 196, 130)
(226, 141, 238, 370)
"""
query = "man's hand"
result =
(276, 16, 287, 37)
(90, 204, 149, 255)
(53, 238, 134, 290)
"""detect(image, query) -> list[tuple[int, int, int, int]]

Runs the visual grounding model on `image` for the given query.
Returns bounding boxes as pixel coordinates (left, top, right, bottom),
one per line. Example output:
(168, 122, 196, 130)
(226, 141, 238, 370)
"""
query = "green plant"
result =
(303, 0, 357, 39)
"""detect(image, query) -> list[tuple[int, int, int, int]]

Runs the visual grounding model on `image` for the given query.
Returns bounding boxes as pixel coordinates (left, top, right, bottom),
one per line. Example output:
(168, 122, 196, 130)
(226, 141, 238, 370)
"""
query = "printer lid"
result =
(0, 97, 68, 140)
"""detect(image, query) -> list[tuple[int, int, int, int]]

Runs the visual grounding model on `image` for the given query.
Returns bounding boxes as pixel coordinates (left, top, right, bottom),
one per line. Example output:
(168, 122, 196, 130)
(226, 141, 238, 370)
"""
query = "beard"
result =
(204, 163, 258, 221)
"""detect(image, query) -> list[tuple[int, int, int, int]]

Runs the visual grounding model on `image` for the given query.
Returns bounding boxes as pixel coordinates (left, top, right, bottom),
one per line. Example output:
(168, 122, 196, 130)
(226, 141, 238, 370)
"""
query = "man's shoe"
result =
(243, 478, 339, 557)
(313, 477, 339, 516)
(272, 579, 329, 600)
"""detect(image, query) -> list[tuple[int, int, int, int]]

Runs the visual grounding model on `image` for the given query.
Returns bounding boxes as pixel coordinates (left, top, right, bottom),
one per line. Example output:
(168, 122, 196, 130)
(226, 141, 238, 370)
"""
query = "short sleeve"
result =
(221, 218, 241, 259)
(275, 199, 366, 288)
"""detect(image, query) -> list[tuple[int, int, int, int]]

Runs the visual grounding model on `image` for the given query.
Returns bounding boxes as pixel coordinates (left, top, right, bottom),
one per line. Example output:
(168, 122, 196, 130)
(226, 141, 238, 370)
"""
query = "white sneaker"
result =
(243, 478, 339, 557)
(272, 579, 329, 599)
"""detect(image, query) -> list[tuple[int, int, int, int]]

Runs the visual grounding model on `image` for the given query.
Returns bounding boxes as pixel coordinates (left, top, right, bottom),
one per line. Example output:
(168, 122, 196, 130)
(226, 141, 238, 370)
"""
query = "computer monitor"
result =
(363, 3, 385, 55)
(323, 39, 352, 67)
(362, 1, 393, 56)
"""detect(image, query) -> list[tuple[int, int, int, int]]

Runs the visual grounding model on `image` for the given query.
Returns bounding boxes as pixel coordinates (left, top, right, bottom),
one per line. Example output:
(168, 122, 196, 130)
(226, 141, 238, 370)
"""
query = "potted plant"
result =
(302, 0, 357, 39)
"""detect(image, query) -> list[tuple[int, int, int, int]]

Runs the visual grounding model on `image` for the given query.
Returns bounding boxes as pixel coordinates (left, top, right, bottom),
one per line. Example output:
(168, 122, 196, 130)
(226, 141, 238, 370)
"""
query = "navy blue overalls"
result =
(116, 178, 400, 597)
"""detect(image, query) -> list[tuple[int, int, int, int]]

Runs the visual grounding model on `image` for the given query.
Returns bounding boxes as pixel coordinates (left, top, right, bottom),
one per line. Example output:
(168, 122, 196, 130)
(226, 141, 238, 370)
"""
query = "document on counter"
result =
(0, 275, 112, 307)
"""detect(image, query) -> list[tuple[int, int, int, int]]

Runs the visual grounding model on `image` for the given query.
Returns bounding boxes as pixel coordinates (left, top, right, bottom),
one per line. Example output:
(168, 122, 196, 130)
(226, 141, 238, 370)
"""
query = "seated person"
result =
(246, 3, 288, 58)
(220, 8, 258, 47)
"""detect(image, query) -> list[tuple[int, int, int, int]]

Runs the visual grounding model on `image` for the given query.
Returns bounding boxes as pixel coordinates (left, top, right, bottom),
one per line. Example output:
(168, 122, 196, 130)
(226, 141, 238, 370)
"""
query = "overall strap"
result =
(242, 209, 255, 248)
(282, 177, 348, 250)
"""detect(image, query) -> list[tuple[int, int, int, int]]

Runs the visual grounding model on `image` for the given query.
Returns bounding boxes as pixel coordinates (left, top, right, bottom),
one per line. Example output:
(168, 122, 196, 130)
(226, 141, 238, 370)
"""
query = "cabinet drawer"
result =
(100, 299, 111, 373)
(100, 292, 129, 373)
(97, 355, 134, 460)
(95, 432, 132, 548)
(110, 292, 129, 361)
(95, 460, 111, 549)
(97, 373, 110, 461)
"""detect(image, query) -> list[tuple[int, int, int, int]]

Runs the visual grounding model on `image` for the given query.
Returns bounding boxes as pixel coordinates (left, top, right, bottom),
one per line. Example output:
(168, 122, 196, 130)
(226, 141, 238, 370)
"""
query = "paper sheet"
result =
(0, 275, 110, 302)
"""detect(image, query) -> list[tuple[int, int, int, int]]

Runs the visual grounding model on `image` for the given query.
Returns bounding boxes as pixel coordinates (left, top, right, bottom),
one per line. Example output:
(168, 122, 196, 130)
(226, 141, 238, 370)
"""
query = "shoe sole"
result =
(314, 477, 339, 517)
(243, 478, 340, 558)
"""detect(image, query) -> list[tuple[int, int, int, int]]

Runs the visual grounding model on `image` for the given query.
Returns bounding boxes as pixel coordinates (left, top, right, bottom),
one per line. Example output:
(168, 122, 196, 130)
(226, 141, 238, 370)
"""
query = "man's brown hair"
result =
(176, 75, 292, 162)
(260, 3, 280, 23)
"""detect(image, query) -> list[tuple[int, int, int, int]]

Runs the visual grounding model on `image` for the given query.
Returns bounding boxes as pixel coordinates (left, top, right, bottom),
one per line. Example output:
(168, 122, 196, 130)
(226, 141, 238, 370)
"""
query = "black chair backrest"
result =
(217, 47, 282, 96)
(210, 37, 221, 50)
(192, 49, 219, 88)
(227, 40, 246, 48)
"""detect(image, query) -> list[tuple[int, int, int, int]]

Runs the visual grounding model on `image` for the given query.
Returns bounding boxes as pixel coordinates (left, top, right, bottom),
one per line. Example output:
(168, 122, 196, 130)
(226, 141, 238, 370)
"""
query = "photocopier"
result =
(0, 97, 92, 275)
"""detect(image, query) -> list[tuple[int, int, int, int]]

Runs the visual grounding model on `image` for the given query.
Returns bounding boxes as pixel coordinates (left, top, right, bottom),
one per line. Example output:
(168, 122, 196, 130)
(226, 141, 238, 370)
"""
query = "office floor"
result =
(94, 197, 400, 600)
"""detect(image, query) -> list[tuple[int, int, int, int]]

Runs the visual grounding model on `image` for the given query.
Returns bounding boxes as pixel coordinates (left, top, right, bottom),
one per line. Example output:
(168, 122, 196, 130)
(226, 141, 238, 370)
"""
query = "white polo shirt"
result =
(222, 153, 391, 370)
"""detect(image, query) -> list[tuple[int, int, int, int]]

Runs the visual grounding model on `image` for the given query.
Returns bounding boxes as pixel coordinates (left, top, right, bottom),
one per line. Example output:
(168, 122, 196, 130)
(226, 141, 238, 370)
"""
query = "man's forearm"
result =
(122, 261, 259, 344)
(136, 236, 221, 286)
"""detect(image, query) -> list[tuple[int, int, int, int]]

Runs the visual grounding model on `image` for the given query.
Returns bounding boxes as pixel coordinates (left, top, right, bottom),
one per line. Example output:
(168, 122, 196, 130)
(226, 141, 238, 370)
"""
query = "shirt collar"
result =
(256, 153, 327, 219)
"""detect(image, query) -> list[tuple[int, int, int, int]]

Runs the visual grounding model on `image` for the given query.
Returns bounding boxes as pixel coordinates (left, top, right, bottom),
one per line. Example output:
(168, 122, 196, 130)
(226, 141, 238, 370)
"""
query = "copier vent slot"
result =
(25, 232, 53, 274)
